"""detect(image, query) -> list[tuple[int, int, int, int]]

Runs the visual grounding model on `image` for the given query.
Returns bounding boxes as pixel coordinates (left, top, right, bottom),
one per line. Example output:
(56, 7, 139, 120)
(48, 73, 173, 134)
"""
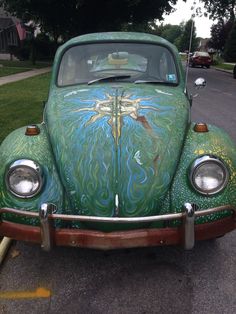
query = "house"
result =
(0, 7, 30, 56)
(198, 38, 210, 52)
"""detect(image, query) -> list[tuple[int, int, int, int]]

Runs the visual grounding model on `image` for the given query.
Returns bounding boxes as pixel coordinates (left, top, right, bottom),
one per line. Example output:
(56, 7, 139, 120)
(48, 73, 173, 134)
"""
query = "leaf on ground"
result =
(10, 249, 21, 258)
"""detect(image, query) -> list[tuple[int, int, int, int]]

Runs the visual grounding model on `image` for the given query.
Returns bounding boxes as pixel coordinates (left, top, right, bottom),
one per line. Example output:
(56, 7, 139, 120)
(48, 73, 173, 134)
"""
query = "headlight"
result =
(189, 155, 229, 195)
(5, 159, 43, 198)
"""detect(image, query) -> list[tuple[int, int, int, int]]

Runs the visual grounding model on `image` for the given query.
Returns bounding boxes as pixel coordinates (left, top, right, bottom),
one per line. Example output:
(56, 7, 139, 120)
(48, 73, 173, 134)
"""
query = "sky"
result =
(162, 0, 214, 38)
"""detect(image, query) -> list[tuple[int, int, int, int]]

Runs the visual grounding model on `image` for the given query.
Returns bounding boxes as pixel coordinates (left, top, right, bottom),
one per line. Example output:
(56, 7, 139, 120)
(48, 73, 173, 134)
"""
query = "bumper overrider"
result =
(0, 203, 236, 251)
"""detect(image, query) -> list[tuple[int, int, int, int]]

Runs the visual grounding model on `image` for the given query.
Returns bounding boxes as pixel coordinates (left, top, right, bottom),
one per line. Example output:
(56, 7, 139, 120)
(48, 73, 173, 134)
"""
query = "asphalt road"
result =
(0, 67, 236, 314)
(189, 66, 236, 143)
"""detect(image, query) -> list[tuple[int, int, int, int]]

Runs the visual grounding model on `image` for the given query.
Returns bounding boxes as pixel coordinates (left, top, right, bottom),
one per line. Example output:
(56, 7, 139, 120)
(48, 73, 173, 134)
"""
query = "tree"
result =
(160, 24, 182, 44)
(224, 21, 236, 61)
(178, 19, 199, 52)
(0, 0, 184, 41)
(209, 19, 234, 51)
(200, 0, 236, 22)
(200, 1, 236, 61)
(150, 23, 182, 46)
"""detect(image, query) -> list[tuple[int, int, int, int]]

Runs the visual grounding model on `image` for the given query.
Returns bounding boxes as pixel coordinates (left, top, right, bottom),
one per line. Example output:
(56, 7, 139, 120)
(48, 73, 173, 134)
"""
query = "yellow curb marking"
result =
(0, 287, 51, 299)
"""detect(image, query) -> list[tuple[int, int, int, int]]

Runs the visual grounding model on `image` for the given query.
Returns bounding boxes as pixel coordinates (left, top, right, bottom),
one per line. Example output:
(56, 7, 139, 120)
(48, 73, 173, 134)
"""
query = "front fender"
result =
(0, 124, 64, 223)
(170, 123, 236, 222)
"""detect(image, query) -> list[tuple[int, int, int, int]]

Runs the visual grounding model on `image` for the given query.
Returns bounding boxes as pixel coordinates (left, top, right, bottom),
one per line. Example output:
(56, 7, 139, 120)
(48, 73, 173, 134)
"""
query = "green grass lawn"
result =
(0, 66, 32, 77)
(0, 60, 52, 68)
(214, 63, 234, 71)
(0, 60, 52, 77)
(0, 73, 51, 143)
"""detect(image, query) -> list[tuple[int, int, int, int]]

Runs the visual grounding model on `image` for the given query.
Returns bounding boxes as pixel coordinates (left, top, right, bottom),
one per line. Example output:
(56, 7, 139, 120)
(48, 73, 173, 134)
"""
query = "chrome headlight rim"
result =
(189, 155, 229, 195)
(5, 159, 43, 199)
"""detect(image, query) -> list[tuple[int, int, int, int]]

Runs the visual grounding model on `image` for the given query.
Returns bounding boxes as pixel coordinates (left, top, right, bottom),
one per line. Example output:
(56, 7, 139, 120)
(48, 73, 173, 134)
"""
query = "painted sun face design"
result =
(74, 93, 159, 144)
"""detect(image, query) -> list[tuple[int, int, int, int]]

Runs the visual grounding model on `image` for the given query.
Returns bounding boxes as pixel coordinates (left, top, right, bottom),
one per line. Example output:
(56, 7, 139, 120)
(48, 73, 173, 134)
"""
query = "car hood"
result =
(46, 84, 189, 217)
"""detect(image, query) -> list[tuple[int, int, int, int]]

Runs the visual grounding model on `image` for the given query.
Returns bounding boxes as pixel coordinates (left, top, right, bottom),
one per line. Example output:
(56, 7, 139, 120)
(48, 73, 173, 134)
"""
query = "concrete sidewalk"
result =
(0, 67, 51, 86)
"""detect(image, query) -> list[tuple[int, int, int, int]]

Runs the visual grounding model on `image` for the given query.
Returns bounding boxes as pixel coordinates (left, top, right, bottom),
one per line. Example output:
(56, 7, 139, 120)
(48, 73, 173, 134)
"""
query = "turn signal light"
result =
(25, 125, 40, 136)
(193, 123, 208, 133)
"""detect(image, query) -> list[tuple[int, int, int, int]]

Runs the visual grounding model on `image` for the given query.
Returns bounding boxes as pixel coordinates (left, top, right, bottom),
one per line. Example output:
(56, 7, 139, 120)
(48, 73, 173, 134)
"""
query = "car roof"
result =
(61, 32, 177, 52)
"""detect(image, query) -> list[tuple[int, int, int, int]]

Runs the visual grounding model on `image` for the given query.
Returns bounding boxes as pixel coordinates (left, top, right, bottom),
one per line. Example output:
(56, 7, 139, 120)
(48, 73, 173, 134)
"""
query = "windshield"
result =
(195, 52, 210, 57)
(57, 42, 178, 86)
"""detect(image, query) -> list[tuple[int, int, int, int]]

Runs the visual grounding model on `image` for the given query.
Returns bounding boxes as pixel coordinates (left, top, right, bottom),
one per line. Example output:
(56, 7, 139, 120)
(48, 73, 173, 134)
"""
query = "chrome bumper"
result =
(0, 203, 236, 251)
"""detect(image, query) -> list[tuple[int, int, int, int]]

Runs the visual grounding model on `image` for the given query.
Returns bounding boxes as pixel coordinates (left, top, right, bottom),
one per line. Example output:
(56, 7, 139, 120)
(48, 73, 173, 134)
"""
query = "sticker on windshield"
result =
(166, 74, 176, 82)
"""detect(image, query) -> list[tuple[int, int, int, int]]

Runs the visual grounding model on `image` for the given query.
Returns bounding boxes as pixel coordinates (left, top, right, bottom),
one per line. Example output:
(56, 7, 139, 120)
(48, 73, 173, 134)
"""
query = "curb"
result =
(0, 237, 12, 265)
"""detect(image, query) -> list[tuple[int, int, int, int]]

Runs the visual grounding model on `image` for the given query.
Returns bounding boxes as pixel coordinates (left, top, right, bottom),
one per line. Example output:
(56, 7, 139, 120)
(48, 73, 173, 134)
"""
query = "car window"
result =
(200, 52, 210, 57)
(57, 43, 178, 86)
(194, 52, 210, 57)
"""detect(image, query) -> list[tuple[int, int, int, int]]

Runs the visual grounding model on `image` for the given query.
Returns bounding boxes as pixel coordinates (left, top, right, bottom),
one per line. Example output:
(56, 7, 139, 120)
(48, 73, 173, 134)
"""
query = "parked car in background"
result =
(189, 51, 212, 68)
(0, 32, 236, 251)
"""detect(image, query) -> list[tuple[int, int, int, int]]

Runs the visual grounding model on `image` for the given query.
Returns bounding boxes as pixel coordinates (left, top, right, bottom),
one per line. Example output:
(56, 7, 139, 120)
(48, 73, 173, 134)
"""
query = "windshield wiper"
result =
(134, 79, 169, 84)
(88, 75, 131, 85)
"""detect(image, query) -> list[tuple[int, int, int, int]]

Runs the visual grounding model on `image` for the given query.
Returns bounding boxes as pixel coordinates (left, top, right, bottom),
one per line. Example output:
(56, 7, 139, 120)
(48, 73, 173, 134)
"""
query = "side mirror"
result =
(190, 77, 206, 105)
(194, 77, 206, 89)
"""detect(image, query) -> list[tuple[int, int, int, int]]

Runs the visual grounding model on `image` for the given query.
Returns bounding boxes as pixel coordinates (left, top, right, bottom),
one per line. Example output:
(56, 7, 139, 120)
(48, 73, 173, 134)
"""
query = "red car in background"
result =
(189, 51, 212, 68)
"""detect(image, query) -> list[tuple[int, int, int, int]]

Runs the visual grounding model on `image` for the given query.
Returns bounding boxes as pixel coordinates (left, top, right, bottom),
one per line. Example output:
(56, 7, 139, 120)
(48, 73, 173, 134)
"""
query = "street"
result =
(189, 66, 236, 142)
(0, 67, 236, 314)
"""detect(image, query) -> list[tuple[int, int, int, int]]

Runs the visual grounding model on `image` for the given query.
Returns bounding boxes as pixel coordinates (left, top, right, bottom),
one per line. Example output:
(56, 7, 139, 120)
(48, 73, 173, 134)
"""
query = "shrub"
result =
(8, 35, 58, 62)
(224, 21, 236, 62)
(8, 41, 31, 61)
(33, 34, 58, 60)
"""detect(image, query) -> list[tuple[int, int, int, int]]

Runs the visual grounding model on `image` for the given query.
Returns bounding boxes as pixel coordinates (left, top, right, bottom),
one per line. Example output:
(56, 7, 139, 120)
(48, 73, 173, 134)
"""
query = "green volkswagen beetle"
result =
(0, 32, 235, 251)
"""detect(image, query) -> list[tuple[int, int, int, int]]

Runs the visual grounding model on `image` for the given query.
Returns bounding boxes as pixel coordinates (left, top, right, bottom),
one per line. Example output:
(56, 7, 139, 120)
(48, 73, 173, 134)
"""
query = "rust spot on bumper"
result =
(0, 216, 235, 250)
